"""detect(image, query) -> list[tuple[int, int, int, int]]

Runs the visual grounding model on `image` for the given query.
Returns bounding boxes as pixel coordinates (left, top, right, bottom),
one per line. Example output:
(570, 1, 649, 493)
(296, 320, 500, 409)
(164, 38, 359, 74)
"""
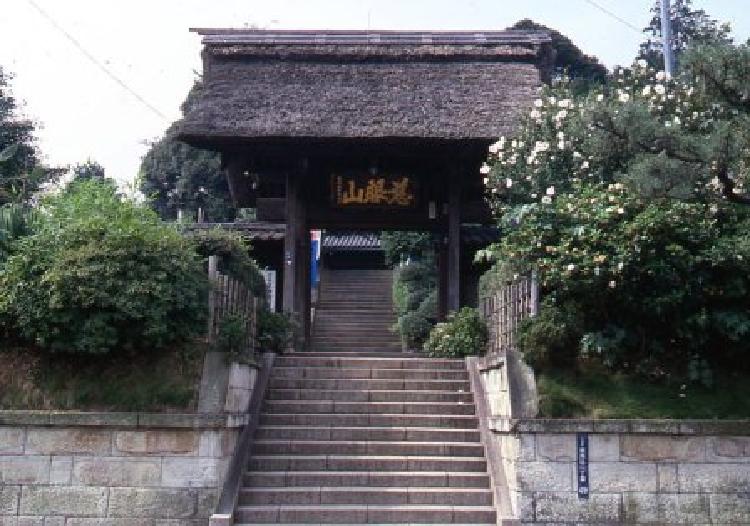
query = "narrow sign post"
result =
(577, 433, 590, 499)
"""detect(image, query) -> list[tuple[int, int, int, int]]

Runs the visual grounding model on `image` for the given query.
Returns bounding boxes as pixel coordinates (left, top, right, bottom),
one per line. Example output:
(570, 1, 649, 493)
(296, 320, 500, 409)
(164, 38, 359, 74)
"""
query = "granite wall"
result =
(495, 419, 750, 525)
(469, 352, 750, 525)
(0, 411, 246, 525)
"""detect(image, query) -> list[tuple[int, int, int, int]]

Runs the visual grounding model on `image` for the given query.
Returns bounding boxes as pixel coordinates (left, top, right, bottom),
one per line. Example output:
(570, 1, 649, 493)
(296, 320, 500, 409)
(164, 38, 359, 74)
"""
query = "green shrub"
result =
(516, 301, 584, 369)
(424, 307, 488, 358)
(0, 180, 207, 355)
(257, 310, 295, 353)
(395, 311, 433, 349)
(214, 313, 253, 363)
(189, 228, 266, 296)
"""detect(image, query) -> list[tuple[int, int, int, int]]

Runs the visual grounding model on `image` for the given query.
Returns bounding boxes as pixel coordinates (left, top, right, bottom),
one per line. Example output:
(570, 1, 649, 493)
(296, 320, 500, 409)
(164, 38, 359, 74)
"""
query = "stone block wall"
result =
(0, 411, 245, 525)
(491, 419, 750, 524)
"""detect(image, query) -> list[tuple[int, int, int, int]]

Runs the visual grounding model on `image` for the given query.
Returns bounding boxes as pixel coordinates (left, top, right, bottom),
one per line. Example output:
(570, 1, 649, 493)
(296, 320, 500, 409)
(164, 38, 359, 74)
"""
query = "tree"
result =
(0, 66, 60, 204)
(139, 81, 235, 223)
(0, 180, 207, 354)
(510, 19, 608, 91)
(639, 0, 732, 70)
(71, 159, 106, 182)
(480, 40, 750, 377)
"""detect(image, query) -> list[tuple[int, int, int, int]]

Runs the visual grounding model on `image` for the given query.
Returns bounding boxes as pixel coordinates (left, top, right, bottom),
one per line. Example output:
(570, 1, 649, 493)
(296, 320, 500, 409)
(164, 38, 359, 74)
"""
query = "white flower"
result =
(567, 264, 576, 272)
(609, 280, 617, 288)
(534, 141, 550, 152)
(656, 71, 667, 81)
(557, 131, 565, 140)
(542, 196, 552, 204)
(483, 177, 489, 185)
(530, 109, 542, 120)
(546, 186, 555, 196)
(558, 99, 572, 108)
(654, 84, 666, 95)
(581, 161, 590, 170)
(617, 262, 624, 271)
(674, 116, 681, 125)
(637, 59, 648, 68)
(548, 96, 557, 105)
(594, 266, 601, 276)
(642, 85, 652, 97)
(534, 99, 544, 108)
(558, 141, 566, 150)
(596, 94, 605, 102)
(555, 110, 568, 121)
(618, 91, 631, 103)
(617, 207, 625, 214)
(573, 151, 582, 159)
(480, 163, 490, 175)
(505, 178, 513, 188)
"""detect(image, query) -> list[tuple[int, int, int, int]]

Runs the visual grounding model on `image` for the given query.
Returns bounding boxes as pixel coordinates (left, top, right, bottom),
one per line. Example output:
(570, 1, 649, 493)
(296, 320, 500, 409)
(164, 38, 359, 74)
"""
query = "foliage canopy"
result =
(0, 180, 207, 355)
(480, 40, 750, 379)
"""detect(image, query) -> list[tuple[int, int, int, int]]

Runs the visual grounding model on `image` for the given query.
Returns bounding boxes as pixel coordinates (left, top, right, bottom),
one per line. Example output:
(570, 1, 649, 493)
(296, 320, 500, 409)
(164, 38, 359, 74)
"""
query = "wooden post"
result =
(436, 238, 448, 321)
(207, 255, 219, 342)
(447, 177, 461, 313)
(283, 172, 298, 315)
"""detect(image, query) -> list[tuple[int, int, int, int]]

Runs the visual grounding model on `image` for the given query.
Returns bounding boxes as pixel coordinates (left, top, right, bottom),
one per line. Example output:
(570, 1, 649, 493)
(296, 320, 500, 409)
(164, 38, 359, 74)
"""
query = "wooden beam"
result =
(447, 176, 461, 312)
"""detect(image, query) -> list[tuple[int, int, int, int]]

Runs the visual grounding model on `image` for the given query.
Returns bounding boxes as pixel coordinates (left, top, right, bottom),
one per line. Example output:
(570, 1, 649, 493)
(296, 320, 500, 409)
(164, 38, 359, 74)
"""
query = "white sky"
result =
(1, 0, 748, 185)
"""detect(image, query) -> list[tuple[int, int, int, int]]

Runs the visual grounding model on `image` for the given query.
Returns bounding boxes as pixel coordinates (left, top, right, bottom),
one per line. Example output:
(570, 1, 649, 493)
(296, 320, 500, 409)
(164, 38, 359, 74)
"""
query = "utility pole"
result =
(660, 0, 675, 76)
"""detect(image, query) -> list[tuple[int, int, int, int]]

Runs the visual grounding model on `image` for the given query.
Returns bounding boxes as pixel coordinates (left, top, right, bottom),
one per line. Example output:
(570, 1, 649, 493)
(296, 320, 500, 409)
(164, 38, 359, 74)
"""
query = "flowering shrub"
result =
(480, 45, 750, 378)
(423, 308, 488, 358)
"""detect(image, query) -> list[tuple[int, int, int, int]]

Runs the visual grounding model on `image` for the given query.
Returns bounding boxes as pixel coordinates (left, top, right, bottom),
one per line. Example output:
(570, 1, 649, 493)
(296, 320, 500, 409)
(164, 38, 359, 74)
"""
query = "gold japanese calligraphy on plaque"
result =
(332, 174, 417, 207)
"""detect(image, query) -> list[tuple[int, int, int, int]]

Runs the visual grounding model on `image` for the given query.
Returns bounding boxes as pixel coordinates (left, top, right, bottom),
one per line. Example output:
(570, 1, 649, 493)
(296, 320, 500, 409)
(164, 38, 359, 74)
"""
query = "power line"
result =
(580, 0, 643, 34)
(25, 0, 168, 121)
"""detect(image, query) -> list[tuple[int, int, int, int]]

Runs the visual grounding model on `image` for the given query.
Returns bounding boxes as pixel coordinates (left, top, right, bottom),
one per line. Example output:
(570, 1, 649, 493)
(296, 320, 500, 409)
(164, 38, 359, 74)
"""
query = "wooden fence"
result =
(207, 255, 258, 353)
(480, 273, 539, 354)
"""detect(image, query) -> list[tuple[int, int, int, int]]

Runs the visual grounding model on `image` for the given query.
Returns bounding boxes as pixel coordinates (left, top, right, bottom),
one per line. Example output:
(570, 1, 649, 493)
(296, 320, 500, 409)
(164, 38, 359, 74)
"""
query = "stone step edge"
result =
(243, 470, 490, 478)
(239, 486, 493, 494)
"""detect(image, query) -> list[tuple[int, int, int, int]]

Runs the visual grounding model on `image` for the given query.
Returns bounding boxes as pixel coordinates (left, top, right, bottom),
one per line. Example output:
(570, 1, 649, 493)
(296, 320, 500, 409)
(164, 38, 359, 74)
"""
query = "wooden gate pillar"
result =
(447, 176, 461, 313)
(283, 163, 310, 349)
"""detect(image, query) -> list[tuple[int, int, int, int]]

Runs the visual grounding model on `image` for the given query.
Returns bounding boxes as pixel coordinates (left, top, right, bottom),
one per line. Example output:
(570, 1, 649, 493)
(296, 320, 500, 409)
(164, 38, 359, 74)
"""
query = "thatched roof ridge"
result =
(178, 29, 551, 146)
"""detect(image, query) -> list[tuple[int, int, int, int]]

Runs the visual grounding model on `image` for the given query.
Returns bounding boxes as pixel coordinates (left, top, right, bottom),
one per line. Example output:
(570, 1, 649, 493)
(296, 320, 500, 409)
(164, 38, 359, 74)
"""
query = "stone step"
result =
(253, 440, 485, 457)
(248, 455, 488, 473)
(238, 487, 493, 506)
(262, 400, 475, 416)
(272, 368, 468, 381)
(260, 413, 479, 429)
(273, 357, 465, 370)
(234, 504, 496, 524)
(266, 389, 473, 403)
(281, 352, 422, 358)
(243, 470, 491, 489)
(310, 336, 401, 344)
(255, 426, 480, 442)
(267, 378, 471, 392)
(310, 346, 404, 354)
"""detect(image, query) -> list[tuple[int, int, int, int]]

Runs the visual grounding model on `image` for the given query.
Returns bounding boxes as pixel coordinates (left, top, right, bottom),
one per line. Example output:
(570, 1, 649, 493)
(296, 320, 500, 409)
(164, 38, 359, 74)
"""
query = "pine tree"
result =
(639, 0, 732, 70)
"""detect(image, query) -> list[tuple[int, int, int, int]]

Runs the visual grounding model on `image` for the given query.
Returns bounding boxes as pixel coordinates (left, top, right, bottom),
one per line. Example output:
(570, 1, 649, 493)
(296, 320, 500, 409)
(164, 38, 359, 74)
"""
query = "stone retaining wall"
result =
(493, 419, 750, 524)
(0, 411, 246, 525)
(470, 352, 750, 524)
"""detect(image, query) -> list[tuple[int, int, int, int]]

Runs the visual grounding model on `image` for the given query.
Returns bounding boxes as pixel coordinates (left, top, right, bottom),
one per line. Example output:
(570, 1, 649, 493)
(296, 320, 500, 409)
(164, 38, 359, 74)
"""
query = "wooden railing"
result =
(207, 255, 258, 353)
(481, 273, 539, 354)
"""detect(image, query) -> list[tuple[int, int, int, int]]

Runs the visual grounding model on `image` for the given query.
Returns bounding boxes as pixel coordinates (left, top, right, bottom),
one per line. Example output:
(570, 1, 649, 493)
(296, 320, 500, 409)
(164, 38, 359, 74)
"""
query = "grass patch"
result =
(0, 341, 206, 412)
(538, 366, 750, 419)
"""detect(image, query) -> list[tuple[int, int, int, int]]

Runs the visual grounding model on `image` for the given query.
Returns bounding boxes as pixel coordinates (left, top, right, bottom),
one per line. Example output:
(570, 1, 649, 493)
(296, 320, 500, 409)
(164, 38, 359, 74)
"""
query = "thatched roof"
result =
(178, 30, 552, 147)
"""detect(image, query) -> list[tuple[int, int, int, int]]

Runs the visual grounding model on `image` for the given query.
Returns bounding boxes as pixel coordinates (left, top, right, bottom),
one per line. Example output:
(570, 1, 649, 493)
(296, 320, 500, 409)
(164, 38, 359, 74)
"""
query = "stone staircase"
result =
(311, 269, 402, 353)
(235, 352, 496, 524)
